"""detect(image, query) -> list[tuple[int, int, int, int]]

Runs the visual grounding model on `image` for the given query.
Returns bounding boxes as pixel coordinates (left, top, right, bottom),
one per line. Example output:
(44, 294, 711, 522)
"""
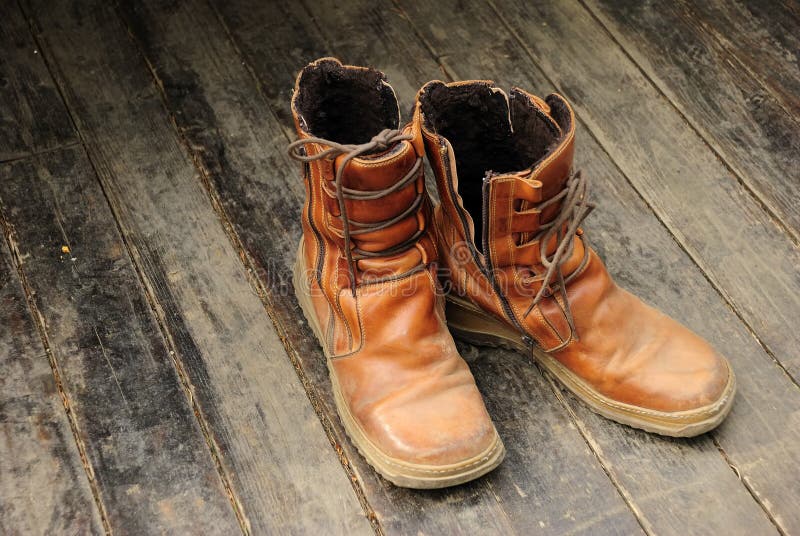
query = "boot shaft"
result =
(287, 62, 505, 483)
(415, 81, 735, 432)
(416, 80, 577, 266)
(416, 81, 591, 350)
(290, 59, 436, 288)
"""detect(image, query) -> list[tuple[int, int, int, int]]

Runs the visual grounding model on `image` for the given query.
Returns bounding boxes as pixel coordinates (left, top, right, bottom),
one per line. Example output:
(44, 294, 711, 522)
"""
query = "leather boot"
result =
(287, 60, 504, 488)
(416, 80, 735, 437)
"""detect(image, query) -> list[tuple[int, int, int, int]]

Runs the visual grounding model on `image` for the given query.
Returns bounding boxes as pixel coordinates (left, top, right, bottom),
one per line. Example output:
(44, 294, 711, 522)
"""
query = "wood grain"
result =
(123, 0, 515, 532)
(0, 5, 76, 161)
(3, 0, 798, 532)
(683, 0, 800, 120)
(0, 146, 239, 534)
(584, 0, 800, 243)
(0, 205, 103, 535)
(21, 0, 373, 532)
(123, 0, 649, 532)
(486, 0, 800, 385)
(396, 0, 796, 533)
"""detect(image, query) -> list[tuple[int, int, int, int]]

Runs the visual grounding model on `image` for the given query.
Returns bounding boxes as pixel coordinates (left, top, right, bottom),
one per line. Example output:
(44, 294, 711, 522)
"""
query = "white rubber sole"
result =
(445, 295, 736, 438)
(292, 241, 505, 488)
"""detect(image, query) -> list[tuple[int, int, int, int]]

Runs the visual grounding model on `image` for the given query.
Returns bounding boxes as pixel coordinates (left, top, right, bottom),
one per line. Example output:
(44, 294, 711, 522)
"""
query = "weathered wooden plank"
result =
(683, 0, 800, 120)
(159, 0, 647, 532)
(21, 0, 373, 533)
(0, 5, 76, 160)
(484, 0, 800, 382)
(397, 0, 799, 532)
(0, 147, 239, 534)
(204, 0, 431, 135)
(120, 1, 513, 533)
(0, 210, 103, 535)
(584, 0, 800, 242)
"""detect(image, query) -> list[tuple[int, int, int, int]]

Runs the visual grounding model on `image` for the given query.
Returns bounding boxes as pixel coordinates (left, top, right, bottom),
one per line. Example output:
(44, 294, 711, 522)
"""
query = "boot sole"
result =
(445, 295, 736, 438)
(292, 240, 505, 488)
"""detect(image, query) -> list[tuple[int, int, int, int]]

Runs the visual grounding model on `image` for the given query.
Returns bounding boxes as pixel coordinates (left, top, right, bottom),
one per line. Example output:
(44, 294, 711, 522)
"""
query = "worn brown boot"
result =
(287, 60, 504, 488)
(416, 80, 735, 437)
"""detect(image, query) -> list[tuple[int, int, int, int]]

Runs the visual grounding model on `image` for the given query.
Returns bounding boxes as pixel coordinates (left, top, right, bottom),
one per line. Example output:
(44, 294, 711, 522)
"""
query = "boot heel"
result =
(446, 296, 527, 352)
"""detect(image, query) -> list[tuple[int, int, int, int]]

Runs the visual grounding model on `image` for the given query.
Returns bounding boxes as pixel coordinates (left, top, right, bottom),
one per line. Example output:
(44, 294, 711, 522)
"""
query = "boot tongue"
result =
(332, 134, 427, 280)
(334, 136, 414, 191)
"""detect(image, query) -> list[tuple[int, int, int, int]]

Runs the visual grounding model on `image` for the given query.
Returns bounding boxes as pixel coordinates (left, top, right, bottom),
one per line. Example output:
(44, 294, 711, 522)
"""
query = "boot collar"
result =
(416, 80, 575, 195)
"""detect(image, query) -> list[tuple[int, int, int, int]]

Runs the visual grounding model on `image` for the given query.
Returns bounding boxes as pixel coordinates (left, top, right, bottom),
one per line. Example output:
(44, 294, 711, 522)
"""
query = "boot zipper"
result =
(483, 170, 537, 349)
(303, 161, 337, 352)
(481, 170, 494, 256)
(438, 140, 527, 343)
(303, 161, 326, 284)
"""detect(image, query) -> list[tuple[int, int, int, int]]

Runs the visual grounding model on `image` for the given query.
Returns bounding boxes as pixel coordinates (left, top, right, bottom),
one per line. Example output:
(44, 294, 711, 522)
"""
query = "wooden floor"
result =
(1, 0, 799, 534)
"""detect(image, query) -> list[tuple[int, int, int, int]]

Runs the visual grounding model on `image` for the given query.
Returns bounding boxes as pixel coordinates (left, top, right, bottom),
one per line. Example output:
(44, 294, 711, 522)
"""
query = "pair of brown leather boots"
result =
(287, 58, 736, 489)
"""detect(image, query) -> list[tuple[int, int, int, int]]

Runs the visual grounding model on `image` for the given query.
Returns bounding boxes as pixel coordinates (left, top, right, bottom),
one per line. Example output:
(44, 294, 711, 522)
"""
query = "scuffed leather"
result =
(417, 81, 732, 414)
(291, 59, 497, 465)
(332, 268, 497, 463)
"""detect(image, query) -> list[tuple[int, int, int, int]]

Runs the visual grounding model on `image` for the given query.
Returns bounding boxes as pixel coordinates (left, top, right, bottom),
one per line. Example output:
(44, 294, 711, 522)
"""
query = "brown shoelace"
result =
(521, 169, 594, 350)
(287, 129, 423, 295)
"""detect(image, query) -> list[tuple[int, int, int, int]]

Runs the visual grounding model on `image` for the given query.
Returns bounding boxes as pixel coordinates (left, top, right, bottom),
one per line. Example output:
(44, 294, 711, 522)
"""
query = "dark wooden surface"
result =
(18, 0, 371, 532)
(0, 5, 76, 161)
(1, 0, 797, 534)
(0, 209, 103, 535)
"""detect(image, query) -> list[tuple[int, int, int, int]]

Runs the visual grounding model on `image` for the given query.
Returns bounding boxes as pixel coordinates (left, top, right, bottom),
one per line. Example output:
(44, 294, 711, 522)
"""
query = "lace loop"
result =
(521, 170, 594, 350)
(287, 129, 421, 295)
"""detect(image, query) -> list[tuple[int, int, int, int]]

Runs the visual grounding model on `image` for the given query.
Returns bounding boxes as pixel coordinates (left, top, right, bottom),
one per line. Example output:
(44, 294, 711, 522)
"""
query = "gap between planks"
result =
(14, 1, 250, 532)
(480, 0, 800, 398)
(115, 2, 383, 532)
(476, 0, 797, 529)
(127, 0, 756, 532)
(542, 366, 654, 536)
(6, 5, 116, 532)
(392, 0, 792, 531)
(93, 179, 252, 535)
(0, 208, 112, 535)
(576, 0, 800, 247)
(711, 437, 786, 536)
(389, 1, 654, 531)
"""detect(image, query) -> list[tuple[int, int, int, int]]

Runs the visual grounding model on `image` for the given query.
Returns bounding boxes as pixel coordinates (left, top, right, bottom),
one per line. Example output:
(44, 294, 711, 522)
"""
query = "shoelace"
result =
(287, 129, 422, 296)
(521, 169, 594, 350)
